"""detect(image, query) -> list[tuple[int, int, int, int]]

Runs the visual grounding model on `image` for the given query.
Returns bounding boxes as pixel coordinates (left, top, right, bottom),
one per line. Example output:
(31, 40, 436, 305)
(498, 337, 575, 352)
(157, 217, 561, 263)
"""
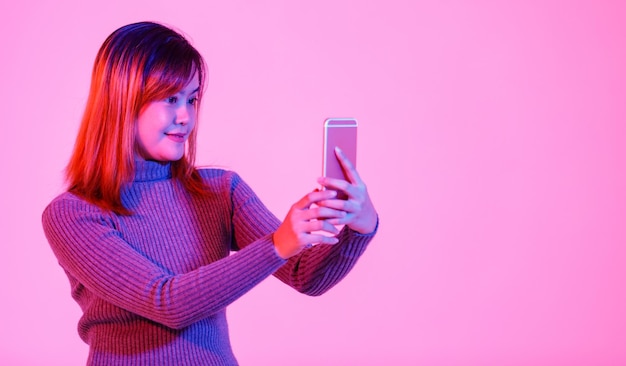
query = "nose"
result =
(175, 104, 191, 125)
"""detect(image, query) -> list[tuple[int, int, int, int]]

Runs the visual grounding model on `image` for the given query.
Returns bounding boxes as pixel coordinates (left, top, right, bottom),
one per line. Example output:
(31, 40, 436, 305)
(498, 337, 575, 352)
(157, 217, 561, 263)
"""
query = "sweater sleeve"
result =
(228, 173, 378, 296)
(273, 223, 377, 296)
(42, 194, 287, 330)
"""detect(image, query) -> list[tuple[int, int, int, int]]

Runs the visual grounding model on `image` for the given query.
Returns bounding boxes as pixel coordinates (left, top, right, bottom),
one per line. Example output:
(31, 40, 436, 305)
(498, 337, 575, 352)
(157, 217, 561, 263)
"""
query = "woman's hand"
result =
(316, 147, 378, 235)
(273, 189, 347, 259)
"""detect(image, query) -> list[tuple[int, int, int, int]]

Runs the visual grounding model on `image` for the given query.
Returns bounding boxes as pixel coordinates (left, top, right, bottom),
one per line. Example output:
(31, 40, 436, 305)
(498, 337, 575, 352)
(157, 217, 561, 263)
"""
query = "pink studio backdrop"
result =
(1, 1, 625, 365)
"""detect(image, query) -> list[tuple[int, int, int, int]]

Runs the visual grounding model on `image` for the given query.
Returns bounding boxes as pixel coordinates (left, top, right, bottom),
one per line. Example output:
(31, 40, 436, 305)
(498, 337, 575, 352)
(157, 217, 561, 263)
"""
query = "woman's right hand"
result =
(273, 189, 346, 259)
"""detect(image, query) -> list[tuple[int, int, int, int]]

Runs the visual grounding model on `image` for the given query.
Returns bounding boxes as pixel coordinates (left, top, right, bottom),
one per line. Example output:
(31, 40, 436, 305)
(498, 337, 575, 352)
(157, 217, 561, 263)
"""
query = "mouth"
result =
(165, 132, 187, 143)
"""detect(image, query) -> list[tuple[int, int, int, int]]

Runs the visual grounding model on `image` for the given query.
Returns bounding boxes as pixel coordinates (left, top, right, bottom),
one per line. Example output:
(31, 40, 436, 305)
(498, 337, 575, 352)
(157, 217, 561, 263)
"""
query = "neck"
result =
(134, 160, 172, 182)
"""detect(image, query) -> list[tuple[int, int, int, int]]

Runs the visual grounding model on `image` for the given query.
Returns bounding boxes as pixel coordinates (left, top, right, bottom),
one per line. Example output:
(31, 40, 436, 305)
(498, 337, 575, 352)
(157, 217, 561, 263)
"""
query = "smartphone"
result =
(322, 118, 357, 198)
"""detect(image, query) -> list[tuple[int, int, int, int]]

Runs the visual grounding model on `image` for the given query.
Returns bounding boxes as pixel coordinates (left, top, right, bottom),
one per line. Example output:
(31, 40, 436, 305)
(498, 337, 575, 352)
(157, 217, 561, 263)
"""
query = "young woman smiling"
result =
(42, 21, 378, 365)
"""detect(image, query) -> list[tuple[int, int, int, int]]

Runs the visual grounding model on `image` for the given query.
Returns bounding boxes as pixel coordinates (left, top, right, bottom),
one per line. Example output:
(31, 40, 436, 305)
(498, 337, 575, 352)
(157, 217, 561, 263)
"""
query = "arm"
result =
(42, 193, 286, 330)
(235, 147, 379, 296)
(223, 170, 378, 296)
(273, 220, 378, 296)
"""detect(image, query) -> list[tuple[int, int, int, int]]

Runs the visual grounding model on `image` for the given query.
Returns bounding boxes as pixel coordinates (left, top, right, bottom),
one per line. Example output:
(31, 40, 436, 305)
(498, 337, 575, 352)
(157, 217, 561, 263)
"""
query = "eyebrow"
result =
(178, 87, 200, 96)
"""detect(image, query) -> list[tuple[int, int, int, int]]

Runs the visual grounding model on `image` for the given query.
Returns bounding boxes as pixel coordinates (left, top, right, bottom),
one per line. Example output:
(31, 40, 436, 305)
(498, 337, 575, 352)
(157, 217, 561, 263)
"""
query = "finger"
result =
(316, 199, 361, 216)
(326, 214, 354, 226)
(302, 219, 341, 235)
(317, 176, 351, 193)
(335, 147, 364, 185)
(305, 233, 339, 245)
(317, 178, 357, 200)
(293, 189, 338, 210)
(300, 206, 347, 221)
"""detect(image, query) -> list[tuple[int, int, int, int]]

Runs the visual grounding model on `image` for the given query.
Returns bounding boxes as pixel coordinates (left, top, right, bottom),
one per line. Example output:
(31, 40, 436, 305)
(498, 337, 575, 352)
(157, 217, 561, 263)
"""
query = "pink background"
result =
(1, 1, 625, 365)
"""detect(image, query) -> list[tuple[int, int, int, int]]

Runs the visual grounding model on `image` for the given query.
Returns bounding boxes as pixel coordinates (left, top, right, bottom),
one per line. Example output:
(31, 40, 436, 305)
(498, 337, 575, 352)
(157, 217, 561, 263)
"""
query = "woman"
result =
(42, 21, 378, 365)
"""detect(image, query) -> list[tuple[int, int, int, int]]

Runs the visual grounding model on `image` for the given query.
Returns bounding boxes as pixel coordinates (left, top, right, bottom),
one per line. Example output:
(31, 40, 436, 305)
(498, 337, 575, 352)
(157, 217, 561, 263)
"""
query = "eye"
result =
(188, 96, 199, 106)
(166, 96, 178, 104)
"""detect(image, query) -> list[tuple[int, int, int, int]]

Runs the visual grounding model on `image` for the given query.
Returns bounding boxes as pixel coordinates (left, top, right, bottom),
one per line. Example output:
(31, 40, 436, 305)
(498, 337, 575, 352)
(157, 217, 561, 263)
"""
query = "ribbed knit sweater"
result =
(42, 160, 376, 365)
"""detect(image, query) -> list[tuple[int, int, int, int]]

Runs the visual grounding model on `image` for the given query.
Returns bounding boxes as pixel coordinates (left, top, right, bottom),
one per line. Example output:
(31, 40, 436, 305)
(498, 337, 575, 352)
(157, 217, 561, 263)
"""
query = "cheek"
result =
(136, 119, 152, 143)
(137, 109, 168, 138)
(135, 118, 158, 153)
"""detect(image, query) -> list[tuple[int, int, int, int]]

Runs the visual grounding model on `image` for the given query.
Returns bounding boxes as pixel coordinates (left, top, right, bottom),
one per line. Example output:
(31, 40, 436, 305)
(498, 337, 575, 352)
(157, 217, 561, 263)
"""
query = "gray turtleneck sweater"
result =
(42, 160, 376, 365)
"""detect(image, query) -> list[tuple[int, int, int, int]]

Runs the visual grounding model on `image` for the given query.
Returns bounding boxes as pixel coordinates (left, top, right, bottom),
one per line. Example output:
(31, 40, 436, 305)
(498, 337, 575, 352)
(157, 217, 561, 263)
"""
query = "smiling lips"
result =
(165, 132, 186, 143)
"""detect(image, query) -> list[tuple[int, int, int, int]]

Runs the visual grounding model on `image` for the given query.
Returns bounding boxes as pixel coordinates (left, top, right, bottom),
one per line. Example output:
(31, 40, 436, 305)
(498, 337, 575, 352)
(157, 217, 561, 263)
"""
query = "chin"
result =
(165, 155, 185, 162)
(150, 153, 183, 162)
(164, 149, 185, 162)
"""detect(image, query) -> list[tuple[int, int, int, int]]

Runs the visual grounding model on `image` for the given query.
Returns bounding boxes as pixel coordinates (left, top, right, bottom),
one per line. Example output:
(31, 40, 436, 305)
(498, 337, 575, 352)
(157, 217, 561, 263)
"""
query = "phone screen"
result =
(323, 118, 357, 181)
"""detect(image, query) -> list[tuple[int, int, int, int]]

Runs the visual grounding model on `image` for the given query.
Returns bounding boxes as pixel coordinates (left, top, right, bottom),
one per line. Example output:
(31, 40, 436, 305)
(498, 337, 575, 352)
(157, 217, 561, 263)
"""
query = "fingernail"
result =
(335, 146, 343, 154)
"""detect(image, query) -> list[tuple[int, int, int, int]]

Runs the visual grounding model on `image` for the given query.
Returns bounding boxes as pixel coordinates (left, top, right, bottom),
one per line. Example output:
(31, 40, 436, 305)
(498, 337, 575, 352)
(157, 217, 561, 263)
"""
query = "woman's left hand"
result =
(316, 147, 378, 234)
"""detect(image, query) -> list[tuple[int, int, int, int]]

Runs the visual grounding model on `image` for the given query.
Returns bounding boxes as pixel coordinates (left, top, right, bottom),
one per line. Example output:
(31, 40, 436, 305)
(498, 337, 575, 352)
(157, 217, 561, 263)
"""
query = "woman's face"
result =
(135, 73, 200, 162)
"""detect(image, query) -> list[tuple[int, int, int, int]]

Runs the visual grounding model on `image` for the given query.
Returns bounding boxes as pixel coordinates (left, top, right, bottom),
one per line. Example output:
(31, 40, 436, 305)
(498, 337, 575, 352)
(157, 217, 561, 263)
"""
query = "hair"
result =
(66, 21, 208, 215)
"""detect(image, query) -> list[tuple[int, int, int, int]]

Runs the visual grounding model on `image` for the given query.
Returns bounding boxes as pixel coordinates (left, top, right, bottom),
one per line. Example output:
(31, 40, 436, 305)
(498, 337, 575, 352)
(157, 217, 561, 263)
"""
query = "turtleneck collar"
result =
(133, 160, 172, 182)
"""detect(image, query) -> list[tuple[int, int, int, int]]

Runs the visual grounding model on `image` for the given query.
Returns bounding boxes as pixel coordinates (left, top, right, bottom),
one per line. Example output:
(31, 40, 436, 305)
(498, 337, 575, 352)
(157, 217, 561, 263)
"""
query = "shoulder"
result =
(42, 192, 112, 227)
(44, 192, 95, 213)
(196, 166, 239, 181)
(195, 167, 259, 202)
(195, 167, 246, 192)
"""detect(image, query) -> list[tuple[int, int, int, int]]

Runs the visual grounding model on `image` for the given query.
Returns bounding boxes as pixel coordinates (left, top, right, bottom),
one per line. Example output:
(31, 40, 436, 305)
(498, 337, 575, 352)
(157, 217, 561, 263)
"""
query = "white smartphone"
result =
(322, 118, 357, 198)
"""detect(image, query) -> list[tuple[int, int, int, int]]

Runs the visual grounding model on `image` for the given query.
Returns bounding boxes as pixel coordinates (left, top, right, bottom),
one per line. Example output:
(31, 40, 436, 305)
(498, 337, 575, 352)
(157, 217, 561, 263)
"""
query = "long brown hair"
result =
(66, 22, 208, 215)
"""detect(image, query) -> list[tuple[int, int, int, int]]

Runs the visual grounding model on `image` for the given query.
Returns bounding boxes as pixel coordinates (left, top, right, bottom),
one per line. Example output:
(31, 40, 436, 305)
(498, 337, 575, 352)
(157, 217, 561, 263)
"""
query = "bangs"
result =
(141, 38, 204, 103)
